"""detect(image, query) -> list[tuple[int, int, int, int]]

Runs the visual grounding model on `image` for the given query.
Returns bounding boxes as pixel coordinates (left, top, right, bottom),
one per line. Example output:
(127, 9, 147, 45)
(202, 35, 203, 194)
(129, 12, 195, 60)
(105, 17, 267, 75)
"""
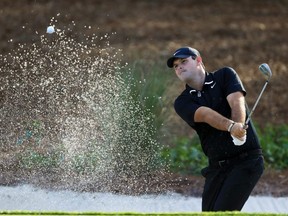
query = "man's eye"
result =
(181, 59, 187, 63)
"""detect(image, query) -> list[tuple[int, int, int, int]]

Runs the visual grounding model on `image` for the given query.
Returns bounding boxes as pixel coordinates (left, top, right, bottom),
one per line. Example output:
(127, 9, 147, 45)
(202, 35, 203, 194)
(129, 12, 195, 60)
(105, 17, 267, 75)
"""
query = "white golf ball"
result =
(46, 26, 55, 34)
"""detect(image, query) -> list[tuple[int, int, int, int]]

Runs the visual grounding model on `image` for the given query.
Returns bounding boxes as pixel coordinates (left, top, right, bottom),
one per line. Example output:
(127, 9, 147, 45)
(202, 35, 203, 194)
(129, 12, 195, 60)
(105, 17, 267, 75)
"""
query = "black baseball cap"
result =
(167, 47, 200, 68)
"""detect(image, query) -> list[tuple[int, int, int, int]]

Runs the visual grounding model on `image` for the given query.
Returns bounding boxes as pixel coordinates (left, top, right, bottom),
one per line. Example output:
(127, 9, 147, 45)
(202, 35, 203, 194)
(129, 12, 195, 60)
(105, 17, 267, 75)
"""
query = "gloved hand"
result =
(231, 134, 247, 146)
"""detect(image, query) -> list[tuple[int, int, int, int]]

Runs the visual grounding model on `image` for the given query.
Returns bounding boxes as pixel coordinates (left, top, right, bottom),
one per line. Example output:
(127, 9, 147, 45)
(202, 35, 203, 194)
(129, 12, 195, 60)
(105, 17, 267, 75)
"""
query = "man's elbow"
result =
(194, 106, 209, 123)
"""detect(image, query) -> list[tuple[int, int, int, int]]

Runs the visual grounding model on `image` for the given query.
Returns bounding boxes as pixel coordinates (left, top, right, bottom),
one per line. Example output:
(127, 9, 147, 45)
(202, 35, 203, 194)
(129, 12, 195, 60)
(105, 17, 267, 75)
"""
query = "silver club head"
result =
(259, 63, 272, 80)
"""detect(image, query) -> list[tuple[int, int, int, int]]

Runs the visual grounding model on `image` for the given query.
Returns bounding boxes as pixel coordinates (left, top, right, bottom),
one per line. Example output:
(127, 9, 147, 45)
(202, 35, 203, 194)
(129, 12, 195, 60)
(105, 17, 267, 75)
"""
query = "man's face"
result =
(173, 56, 198, 82)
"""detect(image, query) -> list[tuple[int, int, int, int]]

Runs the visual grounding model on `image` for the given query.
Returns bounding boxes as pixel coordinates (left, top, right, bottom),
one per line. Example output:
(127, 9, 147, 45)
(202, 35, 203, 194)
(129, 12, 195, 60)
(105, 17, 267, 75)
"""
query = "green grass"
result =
(121, 60, 173, 130)
(161, 136, 207, 175)
(0, 211, 287, 216)
(258, 124, 288, 170)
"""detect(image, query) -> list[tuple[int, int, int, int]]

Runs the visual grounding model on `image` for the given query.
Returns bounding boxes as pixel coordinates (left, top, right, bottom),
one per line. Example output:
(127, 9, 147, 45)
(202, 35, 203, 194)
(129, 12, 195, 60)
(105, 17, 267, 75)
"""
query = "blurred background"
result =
(0, 0, 287, 196)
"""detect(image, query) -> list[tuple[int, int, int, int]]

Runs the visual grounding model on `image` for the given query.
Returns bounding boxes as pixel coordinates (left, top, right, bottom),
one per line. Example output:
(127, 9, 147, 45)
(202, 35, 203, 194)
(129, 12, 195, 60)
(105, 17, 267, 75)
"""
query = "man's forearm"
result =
(194, 106, 233, 131)
(227, 92, 246, 123)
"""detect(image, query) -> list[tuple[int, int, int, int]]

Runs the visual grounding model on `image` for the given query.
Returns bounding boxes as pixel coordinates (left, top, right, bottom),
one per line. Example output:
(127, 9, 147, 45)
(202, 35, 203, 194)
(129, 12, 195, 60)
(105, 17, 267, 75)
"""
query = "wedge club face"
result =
(259, 63, 272, 81)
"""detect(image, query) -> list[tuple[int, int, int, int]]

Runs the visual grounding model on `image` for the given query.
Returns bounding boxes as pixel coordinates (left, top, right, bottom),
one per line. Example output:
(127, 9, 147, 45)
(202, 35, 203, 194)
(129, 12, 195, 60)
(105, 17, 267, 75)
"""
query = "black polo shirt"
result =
(174, 67, 261, 161)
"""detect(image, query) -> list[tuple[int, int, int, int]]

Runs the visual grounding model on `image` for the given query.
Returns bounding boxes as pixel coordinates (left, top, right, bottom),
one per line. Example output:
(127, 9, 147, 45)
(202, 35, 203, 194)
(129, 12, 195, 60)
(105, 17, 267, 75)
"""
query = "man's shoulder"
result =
(211, 66, 236, 75)
(174, 87, 191, 105)
(209, 67, 238, 83)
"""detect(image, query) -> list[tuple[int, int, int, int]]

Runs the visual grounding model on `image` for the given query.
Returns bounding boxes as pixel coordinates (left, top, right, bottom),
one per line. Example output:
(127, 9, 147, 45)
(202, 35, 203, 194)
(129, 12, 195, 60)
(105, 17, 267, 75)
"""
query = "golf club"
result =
(245, 63, 272, 125)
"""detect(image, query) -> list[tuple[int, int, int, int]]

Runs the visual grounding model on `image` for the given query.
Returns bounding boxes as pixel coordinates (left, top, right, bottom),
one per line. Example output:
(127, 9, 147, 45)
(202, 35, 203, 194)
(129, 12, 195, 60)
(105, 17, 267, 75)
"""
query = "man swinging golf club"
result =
(167, 47, 268, 211)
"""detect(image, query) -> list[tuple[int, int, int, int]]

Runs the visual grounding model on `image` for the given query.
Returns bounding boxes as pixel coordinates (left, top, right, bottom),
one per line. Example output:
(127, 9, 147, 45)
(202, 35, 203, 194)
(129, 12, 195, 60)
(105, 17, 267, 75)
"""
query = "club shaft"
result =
(245, 81, 269, 125)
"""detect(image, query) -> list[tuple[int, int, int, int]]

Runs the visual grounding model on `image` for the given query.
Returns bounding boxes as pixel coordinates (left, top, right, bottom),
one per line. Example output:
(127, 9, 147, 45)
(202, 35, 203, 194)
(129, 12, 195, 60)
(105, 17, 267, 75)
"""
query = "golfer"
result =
(167, 47, 264, 211)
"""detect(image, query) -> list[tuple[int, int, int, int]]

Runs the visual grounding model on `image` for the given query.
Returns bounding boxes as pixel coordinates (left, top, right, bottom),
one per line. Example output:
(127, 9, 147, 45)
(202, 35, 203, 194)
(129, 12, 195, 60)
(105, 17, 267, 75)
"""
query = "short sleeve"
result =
(174, 95, 201, 128)
(222, 67, 246, 97)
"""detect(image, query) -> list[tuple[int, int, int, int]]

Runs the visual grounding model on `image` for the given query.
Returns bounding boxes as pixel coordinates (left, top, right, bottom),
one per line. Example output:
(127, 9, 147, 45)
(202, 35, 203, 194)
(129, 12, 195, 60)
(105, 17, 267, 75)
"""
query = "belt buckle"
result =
(218, 160, 226, 167)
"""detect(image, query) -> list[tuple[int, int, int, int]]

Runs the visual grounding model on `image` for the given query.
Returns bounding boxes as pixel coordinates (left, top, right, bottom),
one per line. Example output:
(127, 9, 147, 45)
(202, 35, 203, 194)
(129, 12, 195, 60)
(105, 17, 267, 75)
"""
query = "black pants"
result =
(201, 155, 264, 211)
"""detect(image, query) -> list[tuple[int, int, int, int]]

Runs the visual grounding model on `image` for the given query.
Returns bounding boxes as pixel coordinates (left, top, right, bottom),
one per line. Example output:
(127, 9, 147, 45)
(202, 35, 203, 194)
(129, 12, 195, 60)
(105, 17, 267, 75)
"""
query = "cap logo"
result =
(173, 50, 182, 56)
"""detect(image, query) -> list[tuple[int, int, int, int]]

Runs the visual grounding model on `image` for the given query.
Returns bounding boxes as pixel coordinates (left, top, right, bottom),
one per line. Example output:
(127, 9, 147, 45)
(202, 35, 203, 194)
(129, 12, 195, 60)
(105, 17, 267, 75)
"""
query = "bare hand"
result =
(230, 122, 247, 139)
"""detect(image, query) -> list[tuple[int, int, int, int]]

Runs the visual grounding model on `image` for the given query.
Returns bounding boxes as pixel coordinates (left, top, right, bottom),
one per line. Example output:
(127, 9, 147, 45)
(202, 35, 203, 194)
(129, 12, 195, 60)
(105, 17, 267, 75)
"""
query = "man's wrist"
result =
(228, 121, 235, 132)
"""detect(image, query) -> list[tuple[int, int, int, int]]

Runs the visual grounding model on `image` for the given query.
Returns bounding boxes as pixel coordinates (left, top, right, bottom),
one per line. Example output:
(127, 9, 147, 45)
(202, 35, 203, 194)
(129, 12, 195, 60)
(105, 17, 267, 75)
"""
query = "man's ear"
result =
(196, 56, 202, 63)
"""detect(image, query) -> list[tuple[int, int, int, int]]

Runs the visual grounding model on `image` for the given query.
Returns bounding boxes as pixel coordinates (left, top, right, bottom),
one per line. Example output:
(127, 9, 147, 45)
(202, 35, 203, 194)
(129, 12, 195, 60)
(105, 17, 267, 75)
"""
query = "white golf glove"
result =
(231, 135, 247, 146)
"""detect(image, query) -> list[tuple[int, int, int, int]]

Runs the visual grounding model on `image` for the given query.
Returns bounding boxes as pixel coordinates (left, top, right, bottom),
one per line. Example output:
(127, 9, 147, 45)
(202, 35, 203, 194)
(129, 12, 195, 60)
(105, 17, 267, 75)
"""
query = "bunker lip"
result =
(0, 184, 287, 213)
(0, 168, 287, 197)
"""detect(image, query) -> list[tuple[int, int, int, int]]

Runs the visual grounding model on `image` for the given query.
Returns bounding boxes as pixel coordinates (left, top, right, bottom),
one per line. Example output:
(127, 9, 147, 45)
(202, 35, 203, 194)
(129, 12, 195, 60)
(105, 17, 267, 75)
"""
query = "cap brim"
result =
(167, 55, 191, 68)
